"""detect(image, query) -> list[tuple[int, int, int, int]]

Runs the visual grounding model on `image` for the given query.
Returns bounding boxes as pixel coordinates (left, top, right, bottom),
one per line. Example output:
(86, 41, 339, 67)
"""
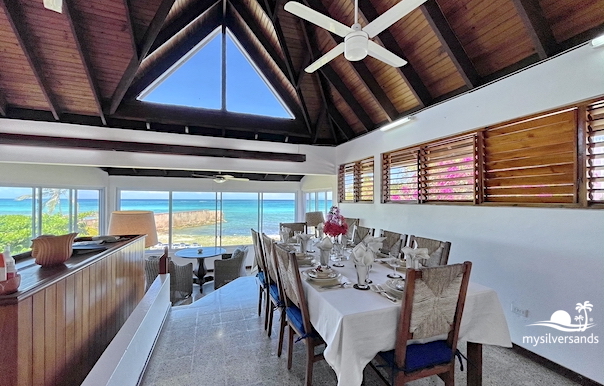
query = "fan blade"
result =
(305, 43, 345, 73)
(284, 2, 352, 38)
(367, 41, 407, 67)
(231, 177, 250, 182)
(363, 0, 427, 38)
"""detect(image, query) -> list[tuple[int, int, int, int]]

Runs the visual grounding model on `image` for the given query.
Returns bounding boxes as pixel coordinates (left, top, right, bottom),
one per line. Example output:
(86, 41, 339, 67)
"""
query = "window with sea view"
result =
(305, 191, 333, 213)
(118, 190, 296, 249)
(0, 186, 101, 254)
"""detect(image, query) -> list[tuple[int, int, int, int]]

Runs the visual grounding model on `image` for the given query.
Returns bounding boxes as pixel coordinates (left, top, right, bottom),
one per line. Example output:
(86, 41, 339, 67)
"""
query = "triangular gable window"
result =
(139, 28, 293, 119)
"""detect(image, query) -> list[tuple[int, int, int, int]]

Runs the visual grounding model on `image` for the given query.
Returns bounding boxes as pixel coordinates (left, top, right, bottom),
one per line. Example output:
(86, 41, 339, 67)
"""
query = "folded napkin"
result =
(280, 227, 292, 243)
(362, 235, 386, 253)
(352, 243, 373, 266)
(316, 222, 324, 238)
(317, 236, 333, 266)
(295, 233, 313, 253)
(401, 246, 430, 269)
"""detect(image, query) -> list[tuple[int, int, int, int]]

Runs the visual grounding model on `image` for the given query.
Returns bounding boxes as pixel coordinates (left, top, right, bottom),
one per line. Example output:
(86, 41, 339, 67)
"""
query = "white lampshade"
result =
(108, 210, 158, 248)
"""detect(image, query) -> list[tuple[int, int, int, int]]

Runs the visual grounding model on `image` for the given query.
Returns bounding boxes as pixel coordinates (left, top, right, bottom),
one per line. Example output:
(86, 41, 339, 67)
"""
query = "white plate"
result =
(304, 268, 341, 281)
(297, 258, 315, 266)
(385, 278, 405, 294)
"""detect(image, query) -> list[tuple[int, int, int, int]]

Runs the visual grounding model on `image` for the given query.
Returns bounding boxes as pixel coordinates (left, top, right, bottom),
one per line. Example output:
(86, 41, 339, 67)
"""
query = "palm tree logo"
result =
(575, 301, 593, 332)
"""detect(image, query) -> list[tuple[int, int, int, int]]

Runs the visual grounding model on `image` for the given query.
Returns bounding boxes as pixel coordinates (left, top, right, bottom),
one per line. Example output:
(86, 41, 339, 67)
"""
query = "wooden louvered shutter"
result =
(357, 157, 374, 202)
(483, 109, 578, 204)
(382, 148, 419, 203)
(587, 101, 604, 203)
(420, 135, 476, 202)
(338, 162, 355, 202)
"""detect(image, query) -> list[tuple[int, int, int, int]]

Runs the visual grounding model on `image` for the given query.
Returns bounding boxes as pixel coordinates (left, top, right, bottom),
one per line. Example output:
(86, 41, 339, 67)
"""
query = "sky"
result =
(141, 30, 292, 119)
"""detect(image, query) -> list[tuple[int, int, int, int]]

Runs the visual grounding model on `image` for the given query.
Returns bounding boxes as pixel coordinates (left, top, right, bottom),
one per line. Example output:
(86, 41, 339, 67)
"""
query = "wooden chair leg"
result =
(277, 309, 286, 357)
(257, 285, 263, 316)
(287, 326, 294, 370)
(267, 304, 274, 337)
(305, 342, 314, 386)
(264, 294, 271, 331)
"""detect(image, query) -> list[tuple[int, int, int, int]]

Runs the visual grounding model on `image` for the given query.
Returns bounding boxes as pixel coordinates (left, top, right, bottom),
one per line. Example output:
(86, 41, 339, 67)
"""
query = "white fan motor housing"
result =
(344, 30, 368, 61)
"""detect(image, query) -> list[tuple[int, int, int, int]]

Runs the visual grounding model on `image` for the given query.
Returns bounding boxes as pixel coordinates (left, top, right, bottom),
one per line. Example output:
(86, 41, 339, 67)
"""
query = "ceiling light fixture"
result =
(591, 35, 604, 48)
(379, 116, 414, 132)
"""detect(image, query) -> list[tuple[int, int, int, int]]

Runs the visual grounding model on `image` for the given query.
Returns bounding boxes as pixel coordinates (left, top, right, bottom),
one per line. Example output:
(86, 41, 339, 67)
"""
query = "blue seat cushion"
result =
(379, 340, 453, 373)
(286, 305, 305, 335)
(269, 283, 283, 306)
(256, 271, 266, 286)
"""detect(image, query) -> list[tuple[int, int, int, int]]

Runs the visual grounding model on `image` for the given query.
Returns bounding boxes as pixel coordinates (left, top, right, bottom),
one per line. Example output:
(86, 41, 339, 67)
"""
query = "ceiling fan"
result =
(284, 0, 427, 73)
(192, 173, 250, 183)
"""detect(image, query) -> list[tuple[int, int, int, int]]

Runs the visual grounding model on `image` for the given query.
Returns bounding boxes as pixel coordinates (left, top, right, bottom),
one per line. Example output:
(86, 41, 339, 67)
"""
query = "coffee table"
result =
(174, 247, 226, 292)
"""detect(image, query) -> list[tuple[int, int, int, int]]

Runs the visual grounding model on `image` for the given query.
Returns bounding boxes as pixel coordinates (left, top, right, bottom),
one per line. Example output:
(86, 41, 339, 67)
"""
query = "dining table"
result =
(298, 251, 512, 386)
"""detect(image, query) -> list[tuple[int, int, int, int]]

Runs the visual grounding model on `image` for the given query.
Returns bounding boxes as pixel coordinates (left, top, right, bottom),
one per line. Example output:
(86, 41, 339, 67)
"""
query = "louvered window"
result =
(338, 157, 374, 203)
(420, 135, 476, 202)
(483, 109, 577, 204)
(587, 101, 604, 203)
(382, 148, 419, 203)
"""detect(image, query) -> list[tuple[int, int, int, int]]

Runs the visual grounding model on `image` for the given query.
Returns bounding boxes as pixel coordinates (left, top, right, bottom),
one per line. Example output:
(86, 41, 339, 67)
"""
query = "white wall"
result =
(335, 43, 604, 383)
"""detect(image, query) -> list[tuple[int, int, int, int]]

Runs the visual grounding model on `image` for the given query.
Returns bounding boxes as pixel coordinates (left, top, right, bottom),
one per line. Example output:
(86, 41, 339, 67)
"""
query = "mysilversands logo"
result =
(523, 301, 599, 347)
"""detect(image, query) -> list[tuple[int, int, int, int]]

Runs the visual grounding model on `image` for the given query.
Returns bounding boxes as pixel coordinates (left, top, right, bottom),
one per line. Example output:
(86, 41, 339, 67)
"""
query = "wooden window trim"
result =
(338, 157, 374, 203)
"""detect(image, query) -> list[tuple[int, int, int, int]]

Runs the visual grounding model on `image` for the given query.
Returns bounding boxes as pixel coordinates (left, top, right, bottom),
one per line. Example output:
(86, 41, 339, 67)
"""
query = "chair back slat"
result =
(251, 229, 267, 273)
(379, 230, 407, 256)
(408, 235, 451, 266)
(261, 233, 280, 284)
(353, 225, 374, 245)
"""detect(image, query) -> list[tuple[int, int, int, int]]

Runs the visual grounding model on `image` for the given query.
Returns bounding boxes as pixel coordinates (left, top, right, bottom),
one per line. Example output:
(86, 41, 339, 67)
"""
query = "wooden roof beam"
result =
(0, 133, 306, 162)
(248, 2, 316, 137)
(420, 0, 481, 88)
(109, 0, 177, 114)
(305, 0, 398, 121)
(115, 101, 308, 138)
(511, 0, 558, 59)
(121, 0, 139, 60)
(149, 0, 220, 54)
(125, 5, 222, 99)
(0, 0, 61, 120)
(63, 0, 107, 125)
(357, 0, 432, 108)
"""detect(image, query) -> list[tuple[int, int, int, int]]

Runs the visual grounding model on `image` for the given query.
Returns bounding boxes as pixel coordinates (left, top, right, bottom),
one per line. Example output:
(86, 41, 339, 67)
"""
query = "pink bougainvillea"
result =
(323, 206, 348, 237)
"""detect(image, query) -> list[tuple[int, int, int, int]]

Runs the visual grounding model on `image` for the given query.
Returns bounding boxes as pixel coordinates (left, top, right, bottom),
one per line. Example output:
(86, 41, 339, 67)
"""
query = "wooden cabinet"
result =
(0, 236, 146, 386)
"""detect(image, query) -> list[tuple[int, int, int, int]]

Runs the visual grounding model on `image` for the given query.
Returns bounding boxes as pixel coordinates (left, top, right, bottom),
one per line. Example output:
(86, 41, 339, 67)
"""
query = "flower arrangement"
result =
(323, 206, 348, 237)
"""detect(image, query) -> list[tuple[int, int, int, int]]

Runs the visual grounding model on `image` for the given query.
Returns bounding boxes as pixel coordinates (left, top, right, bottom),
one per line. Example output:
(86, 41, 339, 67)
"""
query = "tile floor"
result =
(141, 277, 589, 386)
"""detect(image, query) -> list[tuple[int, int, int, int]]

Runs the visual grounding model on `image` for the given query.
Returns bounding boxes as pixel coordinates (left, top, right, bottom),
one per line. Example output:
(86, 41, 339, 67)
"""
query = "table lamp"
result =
(107, 210, 159, 248)
(305, 211, 325, 236)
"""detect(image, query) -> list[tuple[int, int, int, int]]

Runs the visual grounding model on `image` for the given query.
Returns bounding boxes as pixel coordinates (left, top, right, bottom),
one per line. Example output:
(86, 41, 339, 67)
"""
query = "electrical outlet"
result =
(511, 304, 529, 318)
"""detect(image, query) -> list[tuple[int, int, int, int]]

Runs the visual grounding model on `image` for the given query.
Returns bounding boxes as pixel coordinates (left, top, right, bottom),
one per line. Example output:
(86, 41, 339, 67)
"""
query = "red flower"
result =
(323, 206, 348, 237)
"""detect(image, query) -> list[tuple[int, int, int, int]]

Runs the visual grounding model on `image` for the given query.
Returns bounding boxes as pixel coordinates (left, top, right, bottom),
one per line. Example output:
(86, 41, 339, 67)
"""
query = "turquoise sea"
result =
(0, 198, 309, 238)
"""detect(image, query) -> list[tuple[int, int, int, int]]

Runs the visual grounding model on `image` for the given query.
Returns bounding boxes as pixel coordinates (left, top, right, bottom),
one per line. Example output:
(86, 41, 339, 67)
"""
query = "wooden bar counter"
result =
(0, 236, 146, 386)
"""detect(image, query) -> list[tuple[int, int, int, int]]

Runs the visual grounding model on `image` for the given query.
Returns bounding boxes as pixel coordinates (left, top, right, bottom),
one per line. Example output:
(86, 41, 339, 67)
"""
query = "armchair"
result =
(214, 246, 248, 289)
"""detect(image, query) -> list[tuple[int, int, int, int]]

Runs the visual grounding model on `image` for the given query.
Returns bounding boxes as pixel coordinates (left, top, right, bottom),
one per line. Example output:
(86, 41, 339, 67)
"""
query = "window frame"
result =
(338, 157, 374, 203)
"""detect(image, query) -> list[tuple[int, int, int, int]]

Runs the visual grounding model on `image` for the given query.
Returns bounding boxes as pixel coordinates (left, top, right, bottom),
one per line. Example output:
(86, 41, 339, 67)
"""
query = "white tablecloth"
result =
(300, 259, 512, 386)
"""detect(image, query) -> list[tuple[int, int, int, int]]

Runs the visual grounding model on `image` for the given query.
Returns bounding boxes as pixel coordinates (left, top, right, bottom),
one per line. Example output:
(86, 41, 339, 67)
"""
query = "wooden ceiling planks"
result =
(540, 0, 604, 43)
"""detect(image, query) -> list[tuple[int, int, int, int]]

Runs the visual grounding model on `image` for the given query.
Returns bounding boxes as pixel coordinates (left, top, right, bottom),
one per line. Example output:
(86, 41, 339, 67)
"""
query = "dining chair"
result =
(274, 244, 326, 386)
(251, 229, 269, 319)
(279, 222, 307, 239)
(144, 247, 193, 304)
(370, 261, 472, 386)
(353, 225, 374, 245)
(261, 233, 287, 356)
(344, 217, 359, 240)
(407, 235, 452, 266)
(213, 245, 248, 290)
(304, 211, 325, 236)
(378, 230, 407, 258)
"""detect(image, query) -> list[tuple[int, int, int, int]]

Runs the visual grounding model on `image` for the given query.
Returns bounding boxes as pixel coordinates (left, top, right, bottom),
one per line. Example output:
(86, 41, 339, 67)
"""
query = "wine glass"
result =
(387, 253, 403, 279)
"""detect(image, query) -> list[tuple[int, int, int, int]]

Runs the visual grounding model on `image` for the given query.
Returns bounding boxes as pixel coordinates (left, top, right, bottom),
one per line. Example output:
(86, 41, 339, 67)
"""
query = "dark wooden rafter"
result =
(319, 73, 356, 140)
(122, 0, 139, 60)
(109, 0, 177, 114)
(0, 133, 306, 162)
(0, 91, 6, 116)
(149, 0, 220, 55)
(63, 0, 107, 125)
(559, 23, 604, 51)
(357, 0, 433, 108)
(305, 0, 398, 121)
(0, 0, 61, 120)
(247, 0, 315, 137)
(115, 101, 308, 137)
(125, 4, 222, 99)
(420, 0, 481, 88)
(225, 14, 307, 127)
(299, 18, 373, 131)
(511, 0, 559, 59)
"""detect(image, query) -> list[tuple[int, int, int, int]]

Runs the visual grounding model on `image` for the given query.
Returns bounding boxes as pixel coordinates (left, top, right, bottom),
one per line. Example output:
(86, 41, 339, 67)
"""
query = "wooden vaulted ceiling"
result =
(0, 0, 603, 147)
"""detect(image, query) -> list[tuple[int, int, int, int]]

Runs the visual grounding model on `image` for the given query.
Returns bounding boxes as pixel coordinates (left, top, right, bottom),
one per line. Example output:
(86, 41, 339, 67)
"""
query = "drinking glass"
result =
(387, 254, 403, 278)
